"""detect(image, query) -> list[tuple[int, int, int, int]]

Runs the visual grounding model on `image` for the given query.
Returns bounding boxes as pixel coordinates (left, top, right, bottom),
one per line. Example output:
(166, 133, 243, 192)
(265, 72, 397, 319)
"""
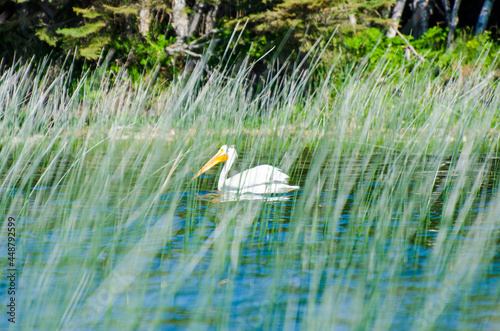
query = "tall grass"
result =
(0, 50, 499, 330)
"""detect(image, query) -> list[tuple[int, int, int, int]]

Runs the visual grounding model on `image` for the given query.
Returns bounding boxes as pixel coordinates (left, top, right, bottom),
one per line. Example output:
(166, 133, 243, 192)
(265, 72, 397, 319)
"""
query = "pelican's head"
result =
(193, 145, 237, 179)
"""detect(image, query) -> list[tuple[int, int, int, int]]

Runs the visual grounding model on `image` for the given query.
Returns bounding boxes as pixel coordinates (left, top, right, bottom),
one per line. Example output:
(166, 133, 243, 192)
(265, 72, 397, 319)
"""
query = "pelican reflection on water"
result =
(193, 145, 299, 198)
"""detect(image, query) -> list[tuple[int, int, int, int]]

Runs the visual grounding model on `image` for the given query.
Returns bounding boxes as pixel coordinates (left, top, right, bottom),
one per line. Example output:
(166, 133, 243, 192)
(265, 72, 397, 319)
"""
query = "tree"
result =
(475, 0, 496, 35)
(447, 0, 462, 46)
(387, 0, 499, 47)
(1, 0, 499, 75)
(171, 0, 189, 44)
(387, 0, 407, 38)
(167, 0, 220, 57)
(138, 0, 153, 38)
(440, 0, 451, 23)
(414, 0, 431, 38)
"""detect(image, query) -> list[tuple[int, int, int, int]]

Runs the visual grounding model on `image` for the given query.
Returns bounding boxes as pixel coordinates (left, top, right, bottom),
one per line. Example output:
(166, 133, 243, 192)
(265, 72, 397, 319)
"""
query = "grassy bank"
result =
(0, 52, 499, 329)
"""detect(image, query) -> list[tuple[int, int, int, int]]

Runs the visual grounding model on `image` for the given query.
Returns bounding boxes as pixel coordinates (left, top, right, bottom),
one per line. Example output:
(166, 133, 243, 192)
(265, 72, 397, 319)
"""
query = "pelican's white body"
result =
(202, 145, 299, 194)
(219, 164, 298, 194)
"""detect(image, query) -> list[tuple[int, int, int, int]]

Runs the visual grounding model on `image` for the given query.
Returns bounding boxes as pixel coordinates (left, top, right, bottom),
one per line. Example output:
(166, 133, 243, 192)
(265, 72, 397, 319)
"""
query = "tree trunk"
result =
(414, 0, 430, 38)
(387, 0, 407, 38)
(441, 0, 451, 24)
(138, 0, 152, 38)
(475, 0, 496, 35)
(447, 0, 462, 46)
(205, 1, 219, 33)
(172, 0, 190, 44)
(189, 2, 210, 37)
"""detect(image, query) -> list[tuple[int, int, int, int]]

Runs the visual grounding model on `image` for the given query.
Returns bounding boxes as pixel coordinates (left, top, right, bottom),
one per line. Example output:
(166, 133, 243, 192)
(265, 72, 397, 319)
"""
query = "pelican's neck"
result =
(218, 149, 236, 190)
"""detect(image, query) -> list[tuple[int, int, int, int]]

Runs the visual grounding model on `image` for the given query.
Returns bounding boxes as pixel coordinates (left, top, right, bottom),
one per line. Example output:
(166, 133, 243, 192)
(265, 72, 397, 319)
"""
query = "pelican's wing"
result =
(223, 165, 299, 194)
(226, 165, 288, 186)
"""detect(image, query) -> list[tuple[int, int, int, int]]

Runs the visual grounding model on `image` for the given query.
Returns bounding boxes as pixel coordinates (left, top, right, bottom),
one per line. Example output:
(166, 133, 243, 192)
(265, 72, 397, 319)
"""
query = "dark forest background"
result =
(1, 0, 499, 79)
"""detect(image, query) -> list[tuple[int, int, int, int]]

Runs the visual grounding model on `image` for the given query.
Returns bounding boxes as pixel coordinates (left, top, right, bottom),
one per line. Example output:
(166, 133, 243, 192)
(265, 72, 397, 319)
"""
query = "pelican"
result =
(193, 145, 299, 194)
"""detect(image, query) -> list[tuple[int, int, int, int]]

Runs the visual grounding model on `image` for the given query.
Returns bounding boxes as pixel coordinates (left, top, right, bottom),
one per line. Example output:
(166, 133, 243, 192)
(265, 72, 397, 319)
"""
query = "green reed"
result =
(0, 49, 499, 330)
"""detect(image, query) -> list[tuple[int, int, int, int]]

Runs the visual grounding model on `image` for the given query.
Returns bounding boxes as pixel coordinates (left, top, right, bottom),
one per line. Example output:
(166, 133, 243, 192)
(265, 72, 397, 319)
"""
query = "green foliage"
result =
(102, 4, 139, 15)
(343, 27, 388, 58)
(437, 29, 497, 69)
(56, 21, 106, 39)
(412, 26, 447, 50)
(215, 0, 393, 80)
(73, 7, 103, 19)
(36, 28, 58, 47)
(109, 33, 176, 80)
(80, 36, 112, 60)
(339, 26, 500, 78)
(26, 2, 175, 77)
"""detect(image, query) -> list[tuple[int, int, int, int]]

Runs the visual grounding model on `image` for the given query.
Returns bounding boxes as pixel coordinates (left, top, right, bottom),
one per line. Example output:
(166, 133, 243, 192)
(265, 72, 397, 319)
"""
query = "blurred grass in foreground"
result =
(0, 50, 499, 330)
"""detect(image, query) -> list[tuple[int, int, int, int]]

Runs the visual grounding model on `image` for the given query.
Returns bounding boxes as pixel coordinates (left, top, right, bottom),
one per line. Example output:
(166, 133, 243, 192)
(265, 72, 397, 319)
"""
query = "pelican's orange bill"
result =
(193, 151, 229, 179)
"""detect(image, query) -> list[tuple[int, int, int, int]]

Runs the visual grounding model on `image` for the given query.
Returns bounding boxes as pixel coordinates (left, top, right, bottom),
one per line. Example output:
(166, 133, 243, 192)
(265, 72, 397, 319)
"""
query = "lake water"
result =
(2, 156, 499, 330)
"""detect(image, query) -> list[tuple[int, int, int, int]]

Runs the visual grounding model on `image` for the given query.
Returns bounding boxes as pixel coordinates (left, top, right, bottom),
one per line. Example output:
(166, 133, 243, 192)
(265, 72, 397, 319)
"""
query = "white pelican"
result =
(193, 145, 299, 194)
